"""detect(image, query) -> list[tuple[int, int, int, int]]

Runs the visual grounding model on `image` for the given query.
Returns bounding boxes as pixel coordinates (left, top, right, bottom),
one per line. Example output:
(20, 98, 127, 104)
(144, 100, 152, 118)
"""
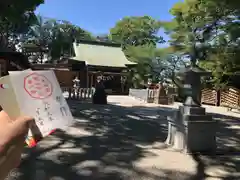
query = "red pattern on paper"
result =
(24, 73, 53, 99)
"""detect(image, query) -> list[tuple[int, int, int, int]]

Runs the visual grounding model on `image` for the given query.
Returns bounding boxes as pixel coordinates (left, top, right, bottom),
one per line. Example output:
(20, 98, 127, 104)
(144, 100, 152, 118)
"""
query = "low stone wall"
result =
(129, 88, 149, 102)
(129, 88, 175, 105)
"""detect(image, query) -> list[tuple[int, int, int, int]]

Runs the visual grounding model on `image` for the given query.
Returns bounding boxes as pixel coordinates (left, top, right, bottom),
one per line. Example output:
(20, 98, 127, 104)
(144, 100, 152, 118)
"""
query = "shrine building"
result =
(32, 40, 136, 95)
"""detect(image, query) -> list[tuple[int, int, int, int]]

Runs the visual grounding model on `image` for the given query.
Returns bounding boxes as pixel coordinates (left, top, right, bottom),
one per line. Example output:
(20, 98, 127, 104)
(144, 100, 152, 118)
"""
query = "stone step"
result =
(179, 105, 206, 115)
(183, 114, 212, 121)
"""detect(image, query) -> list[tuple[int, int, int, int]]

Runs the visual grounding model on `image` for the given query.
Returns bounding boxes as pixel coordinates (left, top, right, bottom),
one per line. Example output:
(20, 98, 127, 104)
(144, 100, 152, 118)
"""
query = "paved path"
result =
(7, 96, 240, 180)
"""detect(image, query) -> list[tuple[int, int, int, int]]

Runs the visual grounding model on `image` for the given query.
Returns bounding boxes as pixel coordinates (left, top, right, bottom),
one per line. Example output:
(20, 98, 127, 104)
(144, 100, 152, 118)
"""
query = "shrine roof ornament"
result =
(70, 40, 136, 68)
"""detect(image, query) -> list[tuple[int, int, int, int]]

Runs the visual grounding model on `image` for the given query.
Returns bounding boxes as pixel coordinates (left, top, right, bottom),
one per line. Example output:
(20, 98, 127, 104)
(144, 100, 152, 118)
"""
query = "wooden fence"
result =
(220, 87, 240, 110)
(201, 88, 218, 106)
(201, 86, 240, 110)
(61, 87, 95, 100)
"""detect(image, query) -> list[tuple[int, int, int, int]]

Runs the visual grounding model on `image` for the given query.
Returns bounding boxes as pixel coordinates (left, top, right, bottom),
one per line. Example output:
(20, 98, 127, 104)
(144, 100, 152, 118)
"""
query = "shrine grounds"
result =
(6, 96, 240, 180)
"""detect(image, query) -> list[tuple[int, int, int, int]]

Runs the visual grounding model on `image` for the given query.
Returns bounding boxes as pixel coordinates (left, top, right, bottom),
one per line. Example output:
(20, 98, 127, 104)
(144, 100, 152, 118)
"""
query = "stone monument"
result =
(165, 65, 217, 153)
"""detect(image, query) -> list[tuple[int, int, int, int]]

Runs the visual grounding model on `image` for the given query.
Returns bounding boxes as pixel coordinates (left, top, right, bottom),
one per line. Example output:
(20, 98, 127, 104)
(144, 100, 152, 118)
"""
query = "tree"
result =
(22, 16, 95, 63)
(124, 44, 188, 88)
(125, 45, 156, 87)
(164, 0, 240, 88)
(109, 16, 164, 48)
(21, 16, 56, 63)
(163, 0, 218, 63)
(155, 51, 188, 84)
(0, 1, 44, 18)
(0, 0, 44, 49)
(49, 20, 94, 60)
(109, 16, 165, 88)
(197, 0, 240, 88)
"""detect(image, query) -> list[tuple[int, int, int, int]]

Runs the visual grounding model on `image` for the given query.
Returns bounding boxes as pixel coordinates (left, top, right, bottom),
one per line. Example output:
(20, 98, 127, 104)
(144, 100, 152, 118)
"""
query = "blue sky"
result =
(36, 0, 180, 47)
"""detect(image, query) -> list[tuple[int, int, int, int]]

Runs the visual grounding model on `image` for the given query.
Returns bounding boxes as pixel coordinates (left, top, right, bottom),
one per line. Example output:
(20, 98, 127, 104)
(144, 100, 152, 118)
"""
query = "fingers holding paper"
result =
(0, 110, 34, 180)
(0, 111, 34, 147)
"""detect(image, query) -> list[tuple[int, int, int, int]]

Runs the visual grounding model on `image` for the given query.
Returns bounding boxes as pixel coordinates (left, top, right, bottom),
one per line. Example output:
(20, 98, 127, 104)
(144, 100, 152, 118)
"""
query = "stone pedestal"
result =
(154, 84, 169, 105)
(165, 105, 217, 153)
(156, 96, 169, 104)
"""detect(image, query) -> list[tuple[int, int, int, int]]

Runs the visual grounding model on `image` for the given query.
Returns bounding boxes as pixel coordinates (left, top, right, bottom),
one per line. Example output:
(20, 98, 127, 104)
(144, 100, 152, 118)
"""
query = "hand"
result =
(0, 110, 33, 180)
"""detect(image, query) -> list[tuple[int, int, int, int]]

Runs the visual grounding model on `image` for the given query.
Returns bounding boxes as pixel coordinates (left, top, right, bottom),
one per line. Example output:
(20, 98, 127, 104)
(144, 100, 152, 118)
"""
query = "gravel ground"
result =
(5, 96, 240, 180)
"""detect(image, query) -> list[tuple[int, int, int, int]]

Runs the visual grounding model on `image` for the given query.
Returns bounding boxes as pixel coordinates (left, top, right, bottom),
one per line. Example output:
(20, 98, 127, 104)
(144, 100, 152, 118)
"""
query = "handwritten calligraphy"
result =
(35, 102, 55, 126)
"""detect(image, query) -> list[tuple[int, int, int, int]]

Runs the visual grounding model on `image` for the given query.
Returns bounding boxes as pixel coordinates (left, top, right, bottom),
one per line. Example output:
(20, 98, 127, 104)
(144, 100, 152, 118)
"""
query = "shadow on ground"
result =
(8, 100, 240, 180)
(196, 112, 240, 180)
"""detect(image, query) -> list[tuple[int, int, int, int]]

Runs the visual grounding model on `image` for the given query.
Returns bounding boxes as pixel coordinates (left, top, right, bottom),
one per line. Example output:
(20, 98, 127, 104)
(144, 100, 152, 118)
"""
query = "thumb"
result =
(14, 116, 34, 128)
(8, 116, 34, 140)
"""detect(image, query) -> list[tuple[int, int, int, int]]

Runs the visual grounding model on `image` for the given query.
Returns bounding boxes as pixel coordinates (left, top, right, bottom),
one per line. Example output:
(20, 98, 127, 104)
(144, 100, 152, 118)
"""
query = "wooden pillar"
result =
(0, 59, 7, 77)
(93, 74, 97, 87)
(79, 70, 85, 88)
(121, 75, 124, 94)
(86, 68, 89, 88)
(86, 67, 89, 88)
(81, 67, 88, 88)
(125, 75, 130, 94)
(90, 73, 93, 88)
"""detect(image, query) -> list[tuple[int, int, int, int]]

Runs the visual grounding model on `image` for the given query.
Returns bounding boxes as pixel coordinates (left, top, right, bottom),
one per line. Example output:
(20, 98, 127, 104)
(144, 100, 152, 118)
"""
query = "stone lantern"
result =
(165, 64, 217, 153)
(178, 65, 211, 106)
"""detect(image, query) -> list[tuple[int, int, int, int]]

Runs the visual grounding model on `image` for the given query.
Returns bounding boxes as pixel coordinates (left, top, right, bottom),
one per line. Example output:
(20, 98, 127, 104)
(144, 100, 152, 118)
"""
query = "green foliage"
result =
(123, 44, 187, 87)
(49, 20, 94, 59)
(125, 45, 155, 87)
(0, 0, 44, 19)
(22, 16, 95, 62)
(0, 0, 44, 49)
(110, 16, 164, 48)
(163, 0, 240, 89)
(109, 16, 167, 87)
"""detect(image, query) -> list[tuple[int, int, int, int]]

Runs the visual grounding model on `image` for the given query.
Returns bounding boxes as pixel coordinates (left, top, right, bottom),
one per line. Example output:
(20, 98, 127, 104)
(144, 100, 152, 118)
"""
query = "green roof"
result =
(71, 42, 136, 67)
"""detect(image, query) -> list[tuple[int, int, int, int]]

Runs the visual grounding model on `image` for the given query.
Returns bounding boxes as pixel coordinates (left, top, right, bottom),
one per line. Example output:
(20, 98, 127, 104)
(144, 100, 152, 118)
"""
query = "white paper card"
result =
(9, 70, 74, 137)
